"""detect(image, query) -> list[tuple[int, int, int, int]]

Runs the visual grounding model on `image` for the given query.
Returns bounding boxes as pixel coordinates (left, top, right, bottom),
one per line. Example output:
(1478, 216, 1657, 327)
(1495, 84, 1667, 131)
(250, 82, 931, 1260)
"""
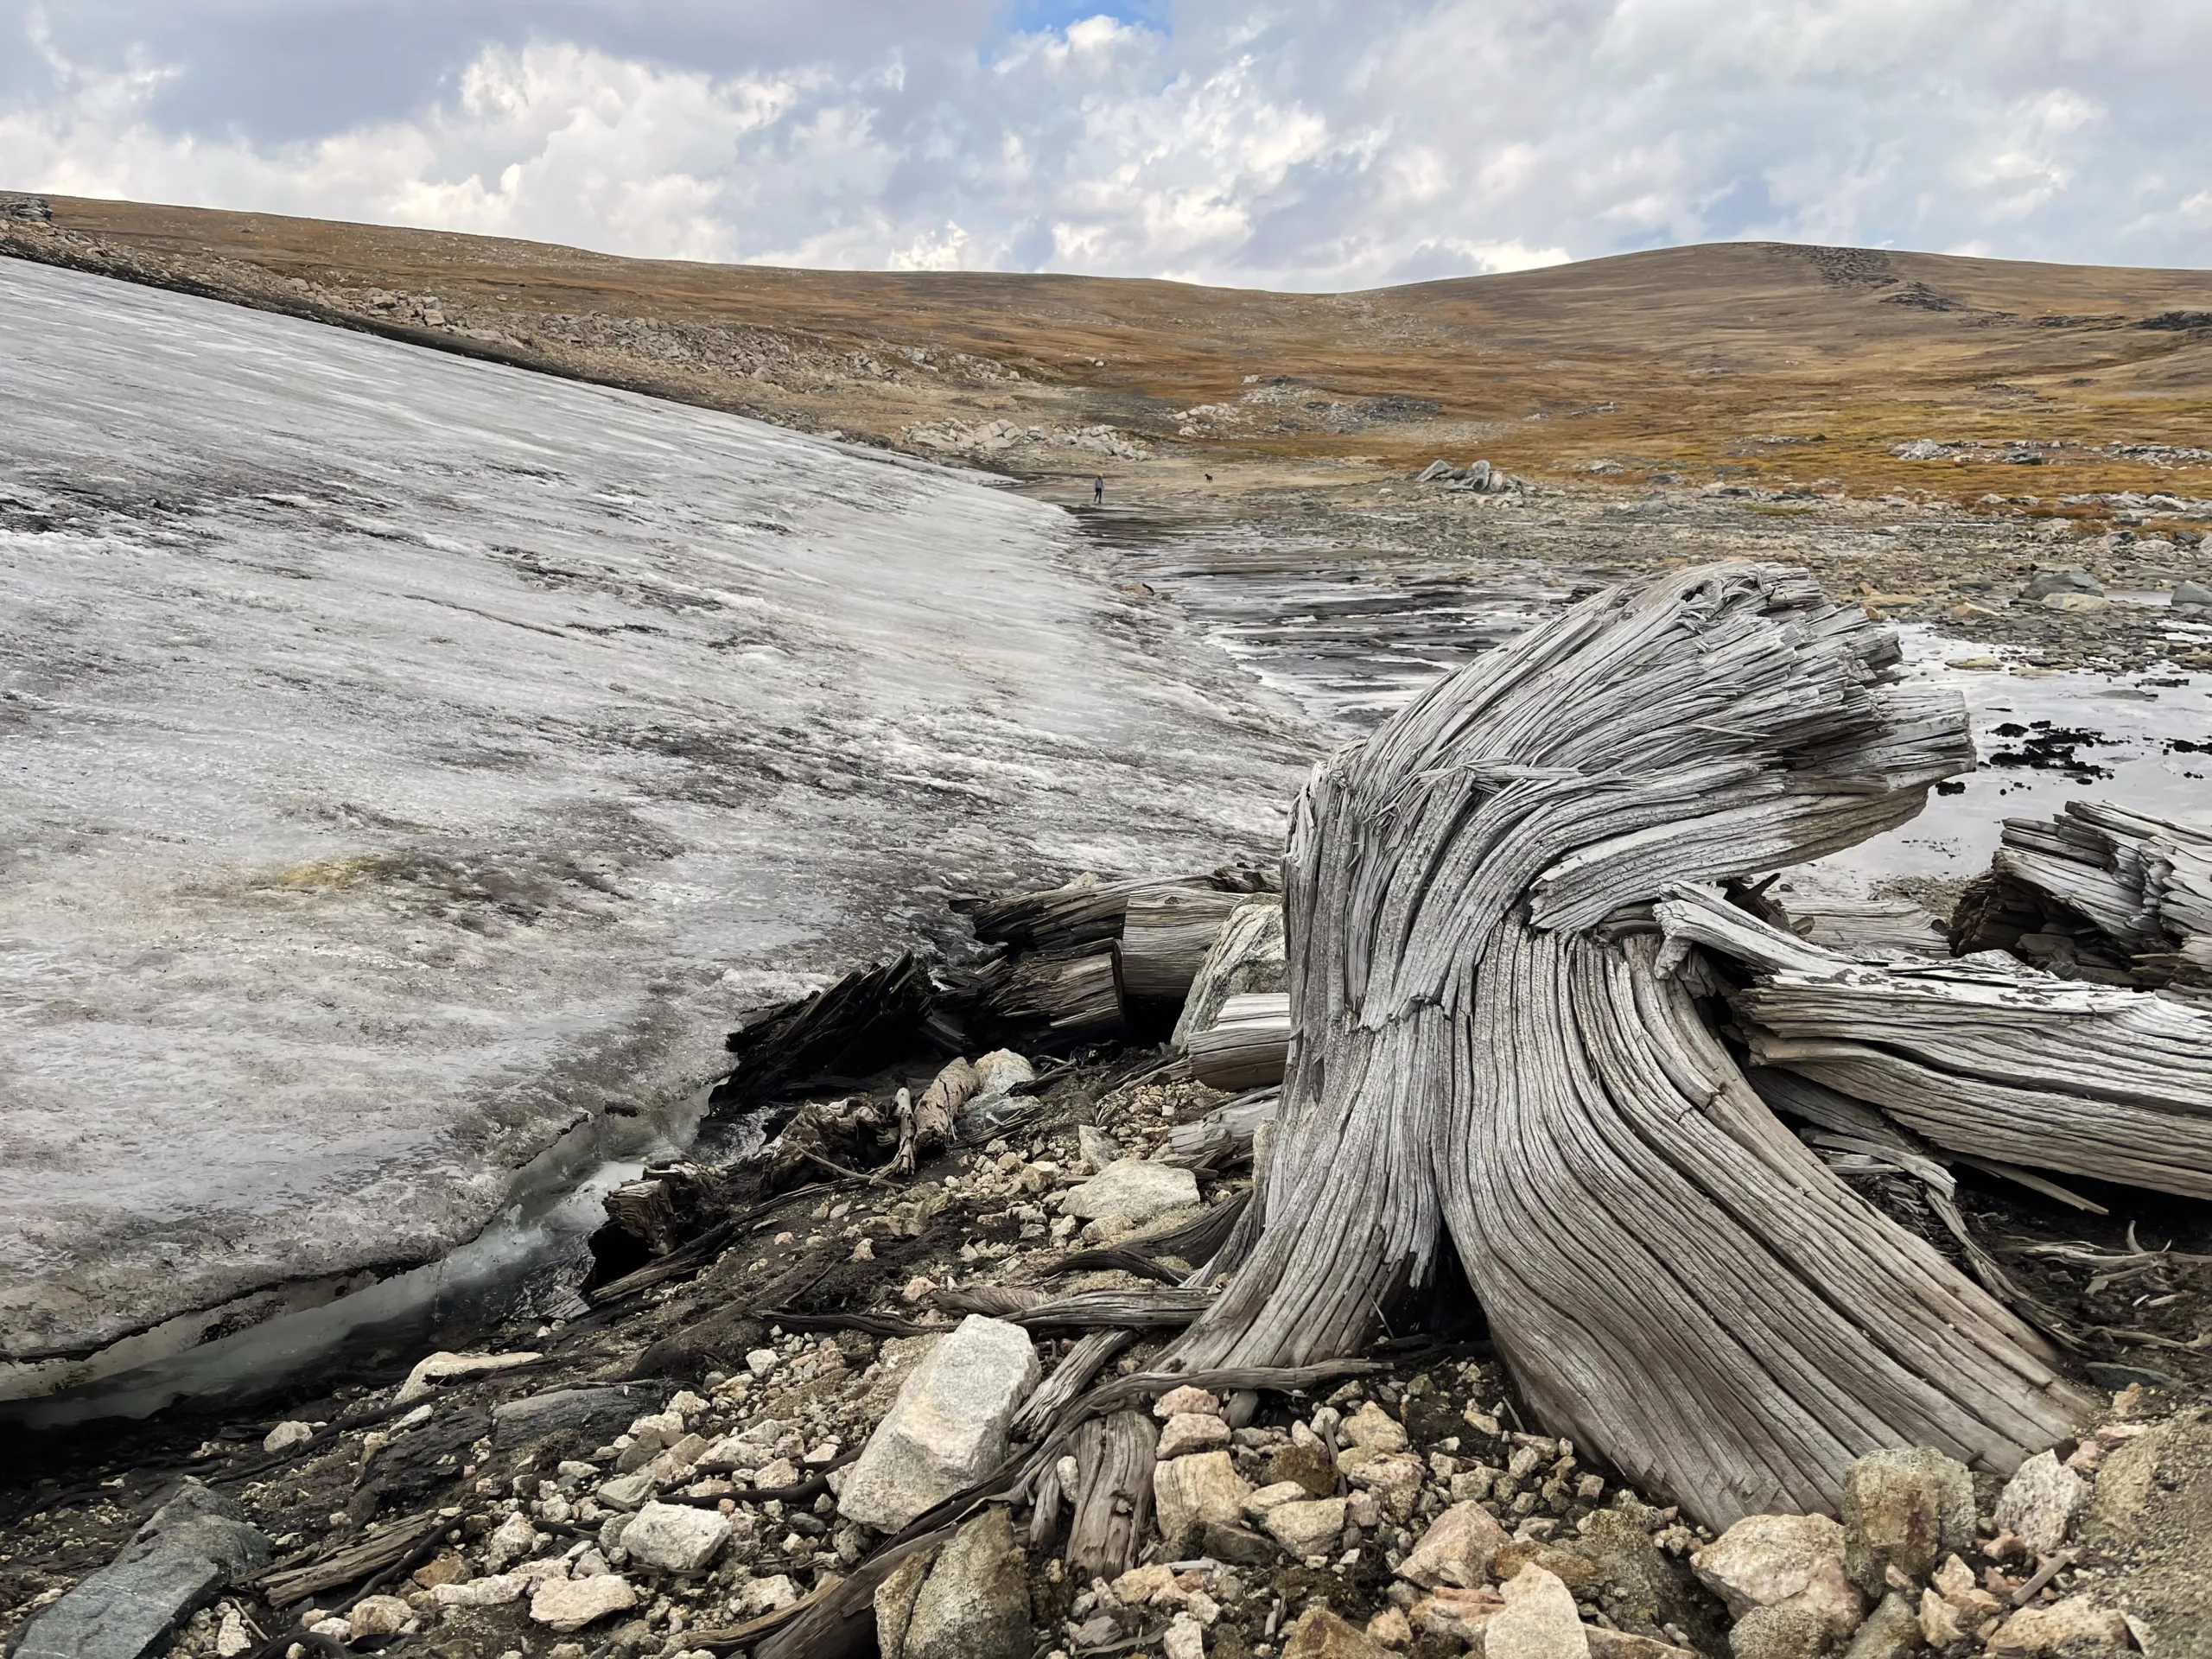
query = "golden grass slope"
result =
(10, 194, 2212, 505)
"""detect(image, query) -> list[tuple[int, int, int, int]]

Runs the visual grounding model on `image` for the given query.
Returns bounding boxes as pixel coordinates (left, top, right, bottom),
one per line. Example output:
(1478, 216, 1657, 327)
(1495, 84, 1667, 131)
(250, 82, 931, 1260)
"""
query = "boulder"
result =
(2023, 568, 2101, 600)
(1986, 1597, 2131, 1656)
(903, 1510, 1031, 1659)
(2172, 580, 2212, 610)
(617, 1502, 729, 1573)
(2043, 592, 2109, 613)
(1727, 1605, 1832, 1659)
(838, 1315, 1039, 1531)
(1838, 1446, 1975, 1593)
(1077, 1125, 1122, 1171)
(12, 1481, 270, 1659)
(1156, 1452, 1254, 1549)
(1282, 1607, 1388, 1659)
(1396, 1502, 1512, 1589)
(528, 1574, 637, 1632)
(1693, 1513, 1862, 1639)
(1993, 1451, 2086, 1558)
(1265, 1497, 1349, 1557)
(2075, 1408, 2212, 1653)
(1158, 1413, 1232, 1459)
(1172, 896, 1286, 1051)
(1058, 1160, 1200, 1227)
(1198, 1521, 1279, 1567)
(1484, 1565, 1591, 1659)
(432, 1575, 526, 1608)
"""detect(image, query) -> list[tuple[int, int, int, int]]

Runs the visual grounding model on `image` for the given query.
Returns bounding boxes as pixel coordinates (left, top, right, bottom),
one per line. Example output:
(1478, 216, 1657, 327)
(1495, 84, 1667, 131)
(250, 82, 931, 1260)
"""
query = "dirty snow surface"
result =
(0, 260, 1313, 1383)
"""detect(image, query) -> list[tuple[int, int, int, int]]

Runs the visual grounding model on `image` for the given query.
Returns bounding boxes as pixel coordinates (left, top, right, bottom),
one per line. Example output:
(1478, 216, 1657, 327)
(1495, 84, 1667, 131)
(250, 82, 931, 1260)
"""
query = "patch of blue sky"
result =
(998, 0, 1169, 39)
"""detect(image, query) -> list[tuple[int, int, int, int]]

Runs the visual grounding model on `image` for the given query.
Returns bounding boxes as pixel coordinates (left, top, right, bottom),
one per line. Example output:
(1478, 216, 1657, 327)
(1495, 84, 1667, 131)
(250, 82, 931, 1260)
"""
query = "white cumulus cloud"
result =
(3, 0, 2209, 288)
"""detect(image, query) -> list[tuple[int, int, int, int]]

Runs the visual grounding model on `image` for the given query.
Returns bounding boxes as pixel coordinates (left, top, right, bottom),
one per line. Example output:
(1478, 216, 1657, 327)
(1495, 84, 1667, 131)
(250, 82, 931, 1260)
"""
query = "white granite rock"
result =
(838, 1316, 1039, 1531)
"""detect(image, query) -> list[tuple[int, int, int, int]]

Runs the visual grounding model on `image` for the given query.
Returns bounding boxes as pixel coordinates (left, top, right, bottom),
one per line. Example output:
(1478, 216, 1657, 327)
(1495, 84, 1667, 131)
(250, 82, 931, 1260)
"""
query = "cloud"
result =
(3, 0, 2209, 289)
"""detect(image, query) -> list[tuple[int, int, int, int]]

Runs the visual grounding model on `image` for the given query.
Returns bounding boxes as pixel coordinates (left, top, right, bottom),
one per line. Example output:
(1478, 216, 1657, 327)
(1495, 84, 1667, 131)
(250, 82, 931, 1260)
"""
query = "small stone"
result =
(737, 1574, 801, 1615)
(619, 1503, 729, 1573)
(594, 1472, 655, 1510)
(307, 1618, 352, 1641)
(263, 1421, 315, 1454)
(484, 1512, 543, 1572)
(1993, 1451, 2087, 1558)
(1159, 1452, 1255, 1548)
(1281, 1607, 1387, 1659)
(1491, 1544, 1598, 1592)
(1484, 1565, 1591, 1659)
(1694, 1512, 1861, 1638)
(1396, 1501, 1512, 1589)
(1264, 1497, 1348, 1557)
(1059, 1160, 1200, 1226)
(1264, 1442, 1336, 1499)
(1077, 1125, 1122, 1171)
(1986, 1595, 2130, 1656)
(1154, 1386, 1222, 1419)
(1366, 1608, 1413, 1650)
(903, 1510, 1030, 1659)
(1727, 1604, 1830, 1659)
(1839, 1446, 1975, 1594)
(528, 1574, 637, 1632)
(434, 1574, 526, 1607)
(347, 1597, 411, 1639)
(874, 1550, 935, 1659)
(392, 1349, 540, 1407)
(1837, 1592, 1922, 1659)
(1159, 1414, 1233, 1459)
(1409, 1586, 1505, 1642)
(1113, 1563, 1178, 1605)
(1339, 1402, 1409, 1452)
(746, 1349, 779, 1376)
(1916, 1586, 1965, 1648)
(214, 1609, 251, 1658)
(1197, 1522, 1278, 1567)
(2043, 591, 2109, 613)
(1929, 1553, 1999, 1619)
(1164, 1613, 1206, 1659)
(839, 1316, 1039, 1531)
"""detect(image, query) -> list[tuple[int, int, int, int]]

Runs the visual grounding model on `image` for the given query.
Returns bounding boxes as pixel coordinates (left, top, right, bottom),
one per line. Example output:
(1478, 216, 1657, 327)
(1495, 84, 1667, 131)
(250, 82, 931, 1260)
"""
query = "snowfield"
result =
(0, 259, 1313, 1390)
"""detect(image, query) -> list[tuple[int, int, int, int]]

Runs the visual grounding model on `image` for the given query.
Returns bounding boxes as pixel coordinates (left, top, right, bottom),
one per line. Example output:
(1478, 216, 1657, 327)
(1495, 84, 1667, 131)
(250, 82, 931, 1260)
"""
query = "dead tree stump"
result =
(1166, 563, 2097, 1527)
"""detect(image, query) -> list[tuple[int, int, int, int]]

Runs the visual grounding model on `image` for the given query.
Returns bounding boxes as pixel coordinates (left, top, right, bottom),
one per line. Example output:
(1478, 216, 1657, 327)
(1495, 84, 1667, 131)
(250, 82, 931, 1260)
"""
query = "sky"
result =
(3, 1, 2209, 290)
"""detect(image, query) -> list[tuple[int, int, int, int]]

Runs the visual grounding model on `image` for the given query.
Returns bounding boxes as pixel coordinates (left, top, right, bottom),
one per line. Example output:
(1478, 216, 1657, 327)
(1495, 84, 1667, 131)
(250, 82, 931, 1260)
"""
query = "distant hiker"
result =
(1092, 475, 1104, 504)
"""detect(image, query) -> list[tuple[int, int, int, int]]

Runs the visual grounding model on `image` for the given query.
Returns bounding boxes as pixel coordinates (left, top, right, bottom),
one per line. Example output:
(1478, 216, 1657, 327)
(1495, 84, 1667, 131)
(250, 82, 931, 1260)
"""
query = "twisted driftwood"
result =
(1165, 563, 2098, 1526)
(1951, 800, 2212, 995)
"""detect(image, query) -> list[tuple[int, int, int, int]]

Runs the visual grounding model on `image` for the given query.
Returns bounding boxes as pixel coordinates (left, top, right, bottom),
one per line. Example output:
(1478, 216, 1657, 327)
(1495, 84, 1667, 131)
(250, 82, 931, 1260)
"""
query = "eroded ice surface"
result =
(0, 261, 1314, 1383)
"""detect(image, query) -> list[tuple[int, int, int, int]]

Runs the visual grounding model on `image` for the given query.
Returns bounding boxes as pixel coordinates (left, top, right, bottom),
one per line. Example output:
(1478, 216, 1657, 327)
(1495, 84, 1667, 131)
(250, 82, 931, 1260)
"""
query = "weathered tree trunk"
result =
(1166, 563, 2099, 1528)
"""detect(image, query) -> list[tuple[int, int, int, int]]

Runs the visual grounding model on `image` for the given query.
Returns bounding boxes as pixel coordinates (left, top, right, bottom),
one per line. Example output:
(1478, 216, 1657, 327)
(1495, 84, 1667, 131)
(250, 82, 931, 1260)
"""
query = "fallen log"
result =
(1120, 887, 1248, 1001)
(1185, 991, 1291, 1090)
(1063, 1411, 1159, 1580)
(969, 944, 1126, 1044)
(1659, 882, 2212, 1200)
(958, 873, 1211, 952)
(1163, 563, 2096, 1528)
